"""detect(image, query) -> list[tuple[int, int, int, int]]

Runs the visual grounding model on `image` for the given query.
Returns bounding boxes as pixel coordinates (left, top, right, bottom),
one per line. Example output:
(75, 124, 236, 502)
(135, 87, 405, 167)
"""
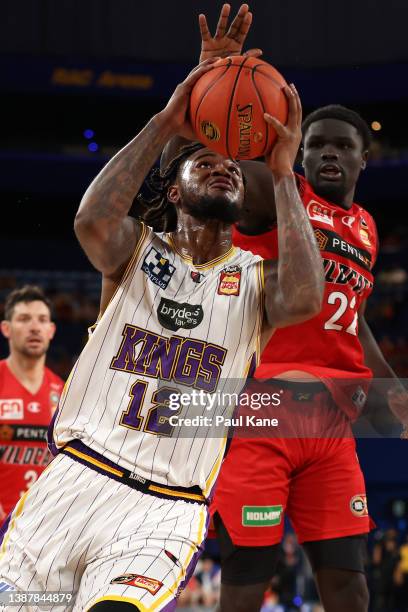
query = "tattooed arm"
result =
(74, 59, 218, 282)
(262, 85, 324, 329)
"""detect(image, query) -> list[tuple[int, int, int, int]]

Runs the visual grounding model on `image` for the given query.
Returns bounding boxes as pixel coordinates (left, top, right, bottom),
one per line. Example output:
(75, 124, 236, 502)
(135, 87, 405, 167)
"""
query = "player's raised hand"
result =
(199, 3, 261, 62)
(159, 58, 219, 140)
(264, 84, 302, 178)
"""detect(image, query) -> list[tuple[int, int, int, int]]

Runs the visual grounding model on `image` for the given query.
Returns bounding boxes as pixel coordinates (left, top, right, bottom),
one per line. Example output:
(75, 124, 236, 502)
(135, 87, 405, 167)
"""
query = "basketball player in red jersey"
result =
(0, 286, 63, 527)
(163, 5, 408, 612)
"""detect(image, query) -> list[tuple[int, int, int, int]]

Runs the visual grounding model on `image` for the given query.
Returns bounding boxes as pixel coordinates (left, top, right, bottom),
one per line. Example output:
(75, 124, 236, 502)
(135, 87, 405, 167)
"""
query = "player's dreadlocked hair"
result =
(134, 142, 205, 233)
(301, 105, 372, 151)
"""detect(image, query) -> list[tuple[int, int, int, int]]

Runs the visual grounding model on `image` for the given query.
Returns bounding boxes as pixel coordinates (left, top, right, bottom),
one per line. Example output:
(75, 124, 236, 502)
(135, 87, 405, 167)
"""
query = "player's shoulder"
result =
(44, 366, 64, 390)
(354, 202, 376, 226)
(233, 246, 263, 267)
(0, 359, 9, 380)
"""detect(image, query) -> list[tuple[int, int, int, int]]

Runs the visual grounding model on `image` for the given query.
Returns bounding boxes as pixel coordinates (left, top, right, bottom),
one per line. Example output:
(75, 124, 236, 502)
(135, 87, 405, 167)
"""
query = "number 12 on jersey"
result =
(120, 381, 181, 436)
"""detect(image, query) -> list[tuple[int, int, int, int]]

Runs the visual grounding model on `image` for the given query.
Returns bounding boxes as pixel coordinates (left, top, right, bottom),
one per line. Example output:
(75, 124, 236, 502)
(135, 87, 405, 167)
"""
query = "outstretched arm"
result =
(262, 86, 324, 328)
(74, 59, 218, 281)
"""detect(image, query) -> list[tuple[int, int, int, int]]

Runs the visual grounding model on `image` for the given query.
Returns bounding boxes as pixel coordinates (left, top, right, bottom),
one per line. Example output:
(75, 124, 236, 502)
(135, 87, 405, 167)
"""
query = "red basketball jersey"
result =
(0, 360, 63, 522)
(233, 174, 379, 419)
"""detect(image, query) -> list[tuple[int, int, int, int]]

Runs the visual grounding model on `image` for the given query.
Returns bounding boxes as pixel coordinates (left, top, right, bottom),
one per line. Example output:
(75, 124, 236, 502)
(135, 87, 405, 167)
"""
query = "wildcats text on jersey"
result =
(323, 259, 373, 295)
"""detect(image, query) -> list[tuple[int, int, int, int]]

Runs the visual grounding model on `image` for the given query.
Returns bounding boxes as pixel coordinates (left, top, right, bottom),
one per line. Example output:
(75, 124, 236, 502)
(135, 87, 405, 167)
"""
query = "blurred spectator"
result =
(195, 556, 221, 608)
(0, 286, 64, 525)
(370, 529, 401, 611)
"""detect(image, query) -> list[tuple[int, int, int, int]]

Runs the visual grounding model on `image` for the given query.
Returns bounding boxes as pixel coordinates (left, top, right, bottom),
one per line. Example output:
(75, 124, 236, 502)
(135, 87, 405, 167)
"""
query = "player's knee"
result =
(220, 582, 269, 612)
(88, 601, 142, 611)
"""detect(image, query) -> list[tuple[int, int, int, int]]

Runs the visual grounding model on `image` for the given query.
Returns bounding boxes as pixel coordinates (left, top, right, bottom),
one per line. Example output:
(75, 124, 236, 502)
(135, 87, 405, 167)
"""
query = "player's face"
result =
(175, 149, 245, 223)
(1, 301, 56, 358)
(302, 119, 368, 207)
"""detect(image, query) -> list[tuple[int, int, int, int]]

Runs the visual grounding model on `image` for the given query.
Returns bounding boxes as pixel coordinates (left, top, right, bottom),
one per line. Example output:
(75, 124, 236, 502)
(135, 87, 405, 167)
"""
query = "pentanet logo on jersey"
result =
(110, 574, 163, 594)
(218, 265, 241, 296)
(0, 399, 24, 420)
(142, 247, 176, 289)
(157, 298, 204, 331)
(307, 200, 334, 226)
(350, 494, 368, 517)
(242, 505, 283, 527)
(314, 228, 372, 272)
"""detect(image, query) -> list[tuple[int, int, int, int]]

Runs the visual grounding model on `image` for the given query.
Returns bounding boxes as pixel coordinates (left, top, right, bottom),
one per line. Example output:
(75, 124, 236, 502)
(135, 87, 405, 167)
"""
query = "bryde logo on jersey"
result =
(307, 200, 334, 226)
(0, 399, 24, 420)
(218, 265, 241, 296)
(110, 574, 163, 594)
(111, 324, 227, 392)
(142, 247, 176, 289)
(157, 298, 204, 331)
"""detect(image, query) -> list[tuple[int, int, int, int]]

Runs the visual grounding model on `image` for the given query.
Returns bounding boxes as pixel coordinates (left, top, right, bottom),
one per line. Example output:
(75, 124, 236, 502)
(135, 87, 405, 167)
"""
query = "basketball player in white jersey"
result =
(0, 60, 324, 611)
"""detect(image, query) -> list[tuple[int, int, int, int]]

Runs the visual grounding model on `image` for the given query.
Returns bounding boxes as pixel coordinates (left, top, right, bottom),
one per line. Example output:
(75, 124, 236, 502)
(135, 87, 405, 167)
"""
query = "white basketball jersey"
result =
(52, 224, 264, 497)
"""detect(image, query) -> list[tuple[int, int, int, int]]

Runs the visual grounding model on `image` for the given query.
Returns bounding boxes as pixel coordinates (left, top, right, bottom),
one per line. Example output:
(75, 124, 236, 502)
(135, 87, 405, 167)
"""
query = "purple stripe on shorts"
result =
(178, 509, 210, 592)
(47, 408, 59, 456)
(0, 513, 11, 548)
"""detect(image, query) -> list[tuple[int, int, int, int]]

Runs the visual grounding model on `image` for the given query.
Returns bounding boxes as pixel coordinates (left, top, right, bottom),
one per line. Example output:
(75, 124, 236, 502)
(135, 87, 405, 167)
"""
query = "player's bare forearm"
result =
(75, 58, 218, 277)
(263, 173, 324, 328)
(75, 113, 174, 277)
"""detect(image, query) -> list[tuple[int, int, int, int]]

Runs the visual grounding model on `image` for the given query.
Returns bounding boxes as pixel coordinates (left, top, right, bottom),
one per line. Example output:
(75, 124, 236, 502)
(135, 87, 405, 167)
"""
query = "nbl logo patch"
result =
(142, 247, 176, 290)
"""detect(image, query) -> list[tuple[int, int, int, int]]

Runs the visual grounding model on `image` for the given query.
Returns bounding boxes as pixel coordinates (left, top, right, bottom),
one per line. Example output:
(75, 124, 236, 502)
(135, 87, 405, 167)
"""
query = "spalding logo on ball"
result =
(190, 55, 288, 160)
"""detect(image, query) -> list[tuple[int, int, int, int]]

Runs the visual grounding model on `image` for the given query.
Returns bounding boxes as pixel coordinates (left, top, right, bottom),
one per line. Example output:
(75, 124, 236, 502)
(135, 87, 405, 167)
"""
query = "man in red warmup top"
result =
(0, 286, 63, 527)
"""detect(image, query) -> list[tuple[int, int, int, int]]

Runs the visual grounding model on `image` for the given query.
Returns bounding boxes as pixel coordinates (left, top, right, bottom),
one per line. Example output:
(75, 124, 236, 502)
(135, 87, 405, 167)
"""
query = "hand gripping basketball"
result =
(160, 58, 219, 140)
(189, 55, 289, 159)
(264, 83, 303, 177)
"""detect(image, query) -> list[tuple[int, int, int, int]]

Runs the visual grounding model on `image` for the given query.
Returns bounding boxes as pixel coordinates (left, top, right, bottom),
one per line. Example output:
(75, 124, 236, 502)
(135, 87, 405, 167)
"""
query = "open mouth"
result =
(208, 179, 233, 191)
(319, 163, 342, 181)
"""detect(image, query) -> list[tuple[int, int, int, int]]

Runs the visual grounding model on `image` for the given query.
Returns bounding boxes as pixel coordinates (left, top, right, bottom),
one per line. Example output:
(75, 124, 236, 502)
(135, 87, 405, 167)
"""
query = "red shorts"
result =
(211, 381, 373, 546)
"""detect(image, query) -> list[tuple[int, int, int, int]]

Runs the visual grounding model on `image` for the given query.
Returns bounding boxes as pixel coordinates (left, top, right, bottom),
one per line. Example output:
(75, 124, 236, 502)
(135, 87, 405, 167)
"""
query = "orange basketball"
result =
(190, 55, 288, 160)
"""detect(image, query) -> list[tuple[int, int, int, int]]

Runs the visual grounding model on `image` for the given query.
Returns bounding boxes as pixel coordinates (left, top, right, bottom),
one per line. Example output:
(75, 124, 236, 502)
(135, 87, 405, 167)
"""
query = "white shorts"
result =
(0, 454, 208, 611)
